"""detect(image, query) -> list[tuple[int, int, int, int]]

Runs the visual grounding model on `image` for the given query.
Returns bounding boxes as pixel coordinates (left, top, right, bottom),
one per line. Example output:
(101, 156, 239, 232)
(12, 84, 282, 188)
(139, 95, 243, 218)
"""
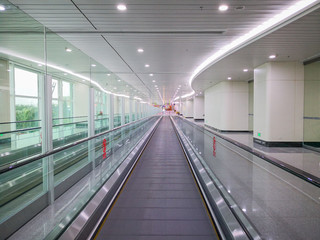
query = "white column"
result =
(193, 96, 204, 120)
(254, 61, 304, 146)
(184, 99, 194, 118)
(205, 81, 249, 131)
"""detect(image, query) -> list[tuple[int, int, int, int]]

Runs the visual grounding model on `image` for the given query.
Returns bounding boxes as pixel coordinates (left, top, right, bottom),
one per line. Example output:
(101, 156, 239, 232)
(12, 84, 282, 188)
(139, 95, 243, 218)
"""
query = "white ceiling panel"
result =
(8, 0, 320, 103)
(192, 7, 320, 91)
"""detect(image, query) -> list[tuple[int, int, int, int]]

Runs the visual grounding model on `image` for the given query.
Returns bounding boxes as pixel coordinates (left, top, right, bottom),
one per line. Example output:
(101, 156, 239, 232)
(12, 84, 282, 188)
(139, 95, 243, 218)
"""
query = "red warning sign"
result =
(103, 139, 107, 159)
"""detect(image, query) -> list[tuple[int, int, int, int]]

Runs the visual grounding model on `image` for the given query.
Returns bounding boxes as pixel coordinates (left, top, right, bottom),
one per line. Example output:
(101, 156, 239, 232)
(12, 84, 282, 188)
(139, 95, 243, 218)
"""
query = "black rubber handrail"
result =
(0, 120, 90, 135)
(0, 116, 89, 125)
(0, 127, 41, 135)
(0, 116, 157, 174)
(0, 119, 41, 125)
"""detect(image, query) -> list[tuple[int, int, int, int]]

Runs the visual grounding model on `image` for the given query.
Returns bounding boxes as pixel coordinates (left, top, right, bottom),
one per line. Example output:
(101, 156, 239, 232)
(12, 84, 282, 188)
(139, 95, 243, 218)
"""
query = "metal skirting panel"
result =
(0, 193, 48, 239)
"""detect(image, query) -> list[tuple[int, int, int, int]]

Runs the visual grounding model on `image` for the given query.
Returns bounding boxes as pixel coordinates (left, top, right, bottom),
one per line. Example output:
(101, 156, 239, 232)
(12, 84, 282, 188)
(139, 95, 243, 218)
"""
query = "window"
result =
(14, 67, 39, 129)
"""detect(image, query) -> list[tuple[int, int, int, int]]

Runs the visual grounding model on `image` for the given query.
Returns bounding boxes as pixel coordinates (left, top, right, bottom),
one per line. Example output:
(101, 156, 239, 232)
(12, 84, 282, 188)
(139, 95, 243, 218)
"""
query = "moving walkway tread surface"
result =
(94, 117, 219, 240)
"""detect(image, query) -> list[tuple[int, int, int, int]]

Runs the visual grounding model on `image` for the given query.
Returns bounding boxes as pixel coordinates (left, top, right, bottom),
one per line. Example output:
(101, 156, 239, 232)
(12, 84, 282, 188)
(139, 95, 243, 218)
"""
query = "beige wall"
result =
(304, 61, 320, 143)
(205, 81, 249, 131)
(254, 62, 304, 142)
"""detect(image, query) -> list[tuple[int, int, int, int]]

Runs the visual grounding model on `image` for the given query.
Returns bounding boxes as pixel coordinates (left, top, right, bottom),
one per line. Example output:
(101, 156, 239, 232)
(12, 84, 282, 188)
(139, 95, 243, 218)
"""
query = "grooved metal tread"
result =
(95, 117, 218, 240)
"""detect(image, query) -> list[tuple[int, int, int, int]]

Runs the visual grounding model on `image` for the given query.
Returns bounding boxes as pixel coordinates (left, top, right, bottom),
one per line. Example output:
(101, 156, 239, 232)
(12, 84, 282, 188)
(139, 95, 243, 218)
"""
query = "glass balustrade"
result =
(0, 116, 159, 239)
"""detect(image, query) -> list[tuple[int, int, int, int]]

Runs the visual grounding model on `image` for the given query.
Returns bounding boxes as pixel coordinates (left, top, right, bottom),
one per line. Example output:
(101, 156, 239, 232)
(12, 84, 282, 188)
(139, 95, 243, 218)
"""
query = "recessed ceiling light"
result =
(107, 74, 111, 76)
(117, 4, 127, 11)
(243, 69, 248, 72)
(0, 5, 6, 11)
(219, 4, 229, 11)
(227, 77, 232, 80)
(145, 64, 150, 68)
(155, 85, 157, 87)
(152, 80, 156, 82)
(65, 48, 72, 52)
(149, 73, 153, 76)
(7, 69, 11, 72)
(126, 85, 129, 87)
(269, 54, 277, 59)
(91, 64, 96, 67)
(137, 48, 144, 53)
(118, 79, 121, 82)
(38, 64, 42, 67)
(114, 87, 117, 89)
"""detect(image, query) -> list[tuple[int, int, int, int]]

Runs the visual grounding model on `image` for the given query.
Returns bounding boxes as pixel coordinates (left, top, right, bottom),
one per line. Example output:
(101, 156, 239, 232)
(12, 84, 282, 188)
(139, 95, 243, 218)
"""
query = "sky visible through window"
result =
(14, 68, 38, 97)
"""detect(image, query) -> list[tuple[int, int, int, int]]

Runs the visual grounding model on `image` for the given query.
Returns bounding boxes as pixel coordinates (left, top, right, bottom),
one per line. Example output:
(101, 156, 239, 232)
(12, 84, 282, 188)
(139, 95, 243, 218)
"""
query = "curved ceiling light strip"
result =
(188, 0, 320, 93)
(0, 48, 139, 100)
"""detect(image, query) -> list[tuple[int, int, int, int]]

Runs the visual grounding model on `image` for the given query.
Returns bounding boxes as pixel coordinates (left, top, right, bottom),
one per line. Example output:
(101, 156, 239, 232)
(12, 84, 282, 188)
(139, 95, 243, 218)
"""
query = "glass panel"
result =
(132, 100, 136, 121)
(52, 79, 58, 99)
(52, 100, 59, 119)
(0, 159, 45, 223)
(62, 81, 71, 99)
(113, 96, 121, 127)
(15, 97, 39, 127)
(95, 90, 109, 134)
(0, 2, 44, 165)
(124, 98, 130, 124)
(14, 68, 38, 97)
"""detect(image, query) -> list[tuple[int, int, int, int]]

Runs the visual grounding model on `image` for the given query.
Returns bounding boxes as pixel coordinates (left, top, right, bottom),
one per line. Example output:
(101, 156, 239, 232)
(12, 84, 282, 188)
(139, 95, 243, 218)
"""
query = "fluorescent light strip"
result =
(173, 90, 195, 101)
(189, 0, 319, 87)
(134, 96, 142, 101)
(0, 48, 132, 99)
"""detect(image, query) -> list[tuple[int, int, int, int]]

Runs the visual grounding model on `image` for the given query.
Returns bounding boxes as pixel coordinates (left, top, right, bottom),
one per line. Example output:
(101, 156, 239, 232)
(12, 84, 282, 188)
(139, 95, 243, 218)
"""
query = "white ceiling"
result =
(6, 0, 320, 103)
(193, 7, 320, 91)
